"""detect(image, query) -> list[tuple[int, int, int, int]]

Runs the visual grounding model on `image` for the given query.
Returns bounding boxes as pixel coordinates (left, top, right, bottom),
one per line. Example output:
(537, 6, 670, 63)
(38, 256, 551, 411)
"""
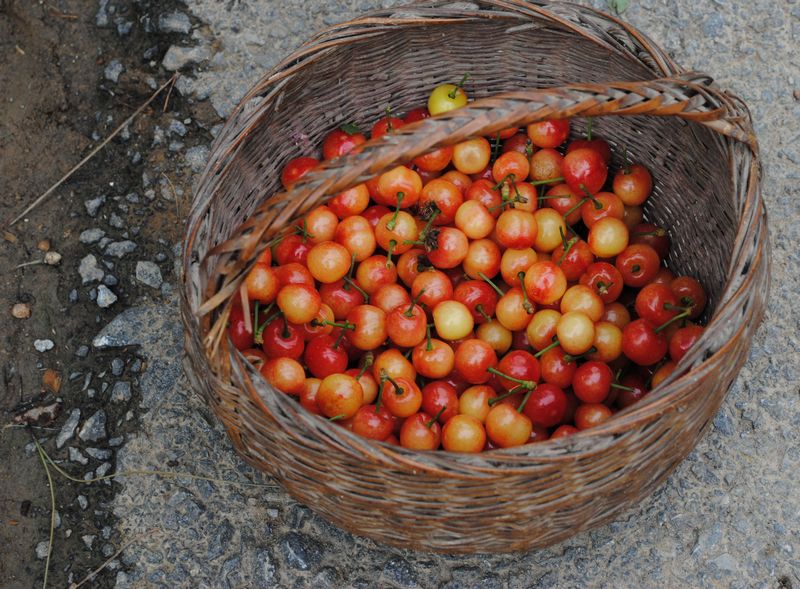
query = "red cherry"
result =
(303, 334, 348, 378)
(371, 115, 406, 139)
(453, 280, 498, 324)
(539, 346, 577, 389)
(352, 404, 394, 440)
(319, 280, 365, 320)
(494, 350, 540, 391)
(567, 137, 612, 164)
(420, 381, 459, 424)
(227, 307, 254, 350)
(562, 147, 608, 195)
(281, 156, 319, 189)
(527, 119, 570, 149)
(579, 262, 624, 304)
(572, 361, 613, 404)
(670, 276, 708, 320)
(550, 424, 578, 439)
(399, 412, 442, 450)
(403, 107, 430, 124)
(615, 373, 648, 409)
(669, 325, 705, 362)
(574, 403, 613, 430)
(621, 319, 668, 366)
(322, 126, 366, 160)
(634, 283, 680, 326)
(615, 244, 661, 288)
(261, 319, 304, 360)
(630, 223, 670, 259)
(454, 339, 498, 384)
(274, 234, 311, 266)
(521, 383, 567, 428)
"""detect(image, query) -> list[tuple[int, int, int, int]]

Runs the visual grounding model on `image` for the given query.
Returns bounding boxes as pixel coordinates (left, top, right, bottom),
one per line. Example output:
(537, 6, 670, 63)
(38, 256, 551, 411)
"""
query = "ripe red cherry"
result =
(412, 270, 453, 309)
(380, 376, 422, 418)
(372, 348, 416, 382)
(614, 373, 648, 409)
(485, 403, 533, 448)
(426, 227, 469, 269)
(260, 357, 305, 395)
(322, 126, 366, 160)
(521, 383, 567, 428)
(345, 304, 387, 351)
(630, 223, 670, 259)
(413, 146, 454, 173)
(453, 280, 498, 324)
(634, 283, 680, 326)
(621, 319, 668, 366)
(613, 163, 653, 206)
(465, 179, 503, 217)
(441, 414, 486, 453)
(419, 179, 463, 225)
(403, 106, 430, 123)
(303, 334, 348, 378)
(454, 339, 498, 384)
(227, 307, 254, 350)
(527, 119, 570, 148)
(276, 284, 321, 325)
(376, 166, 423, 209)
(319, 280, 365, 320)
(492, 151, 530, 184)
(274, 262, 314, 288)
(261, 320, 304, 360)
(362, 204, 391, 229)
(317, 373, 363, 419)
(274, 234, 311, 266)
(386, 302, 427, 348)
(412, 338, 455, 379)
(615, 244, 661, 288)
(495, 209, 538, 249)
(670, 276, 708, 320)
(335, 215, 377, 262)
(550, 424, 579, 439)
(371, 115, 405, 139)
(574, 403, 613, 430)
(399, 412, 442, 450)
(669, 325, 705, 362)
(567, 136, 612, 164)
(580, 192, 625, 228)
(572, 361, 613, 404)
(371, 283, 411, 314)
(355, 255, 398, 295)
(502, 132, 535, 156)
(463, 238, 502, 280)
(551, 239, 594, 282)
(523, 261, 567, 305)
(281, 156, 319, 189)
(494, 350, 540, 391)
(351, 404, 394, 440)
(539, 346, 577, 389)
(562, 147, 608, 195)
(329, 184, 370, 219)
(307, 242, 351, 284)
(580, 261, 624, 304)
(420, 381, 459, 424)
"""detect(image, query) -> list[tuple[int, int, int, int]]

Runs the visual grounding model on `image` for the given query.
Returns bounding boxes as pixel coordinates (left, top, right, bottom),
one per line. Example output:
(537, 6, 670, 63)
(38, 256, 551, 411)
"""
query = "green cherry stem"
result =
(655, 310, 691, 333)
(356, 352, 374, 381)
(586, 117, 594, 141)
(533, 338, 560, 358)
(328, 414, 346, 421)
(425, 323, 433, 351)
(478, 272, 504, 297)
(563, 347, 597, 363)
(426, 406, 446, 428)
(562, 197, 588, 220)
(579, 185, 604, 210)
(486, 367, 537, 389)
(475, 304, 492, 323)
(385, 192, 405, 231)
(610, 382, 636, 392)
(447, 73, 470, 99)
(517, 272, 535, 314)
(404, 288, 426, 317)
(487, 384, 528, 407)
(529, 177, 564, 186)
(311, 319, 355, 330)
(380, 370, 405, 396)
(516, 389, 534, 414)
(343, 277, 370, 302)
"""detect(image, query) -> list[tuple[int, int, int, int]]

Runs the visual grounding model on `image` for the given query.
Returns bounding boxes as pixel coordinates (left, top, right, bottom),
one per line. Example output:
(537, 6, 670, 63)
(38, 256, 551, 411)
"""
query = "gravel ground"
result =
(3, 0, 798, 587)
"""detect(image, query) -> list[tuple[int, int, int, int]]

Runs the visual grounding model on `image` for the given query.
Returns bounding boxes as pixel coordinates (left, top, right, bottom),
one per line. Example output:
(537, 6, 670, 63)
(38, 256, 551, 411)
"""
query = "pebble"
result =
(110, 213, 125, 229)
(34, 339, 54, 352)
(135, 261, 163, 289)
(109, 436, 124, 447)
(85, 195, 106, 217)
(79, 254, 105, 284)
(56, 409, 81, 448)
(110, 381, 132, 403)
(77, 495, 88, 510)
(281, 532, 323, 571)
(11, 302, 31, 319)
(105, 240, 137, 258)
(79, 228, 106, 244)
(95, 0, 109, 27)
(82, 535, 96, 550)
(69, 447, 89, 465)
(162, 45, 211, 71)
(36, 541, 49, 560)
(78, 410, 107, 442)
(96, 462, 112, 478)
(159, 11, 192, 34)
(184, 145, 210, 173)
(86, 447, 113, 461)
(68, 289, 78, 303)
(75, 345, 90, 358)
(96, 285, 118, 308)
(154, 252, 168, 263)
(168, 140, 184, 153)
(169, 119, 187, 136)
(103, 274, 119, 287)
(111, 358, 125, 376)
(104, 60, 124, 83)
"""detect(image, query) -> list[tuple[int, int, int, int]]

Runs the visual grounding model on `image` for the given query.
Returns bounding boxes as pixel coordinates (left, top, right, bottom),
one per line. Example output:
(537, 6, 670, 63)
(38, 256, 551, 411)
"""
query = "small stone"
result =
(69, 447, 89, 465)
(85, 447, 112, 461)
(169, 119, 187, 136)
(34, 339, 54, 352)
(281, 532, 323, 571)
(162, 45, 211, 71)
(710, 553, 738, 571)
(104, 60, 124, 83)
(78, 410, 107, 442)
(382, 557, 418, 587)
(96, 285, 118, 308)
(703, 13, 724, 37)
(135, 261, 163, 289)
(44, 251, 62, 266)
(159, 11, 192, 34)
(79, 228, 106, 244)
(111, 358, 125, 376)
(36, 239, 51, 251)
(108, 436, 124, 447)
(96, 462, 112, 478)
(184, 145, 209, 173)
(95, 0, 109, 26)
(168, 140, 184, 153)
(77, 495, 88, 510)
(102, 543, 115, 557)
(103, 274, 118, 286)
(85, 195, 106, 217)
(116, 19, 133, 36)
(105, 240, 137, 258)
(56, 409, 81, 448)
(36, 541, 49, 560)
(79, 254, 104, 284)
(68, 289, 78, 303)
(82, 535, 96, 549)
(154, 252, 167, 263)
(110, 381, 131, 403)
(109, 213, 125, 229)
(11, 303, 31, 319)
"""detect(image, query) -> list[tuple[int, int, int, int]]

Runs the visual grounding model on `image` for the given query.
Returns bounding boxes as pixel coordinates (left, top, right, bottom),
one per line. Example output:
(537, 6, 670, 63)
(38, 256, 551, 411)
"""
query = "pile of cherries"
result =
(227, 79, 708, 452)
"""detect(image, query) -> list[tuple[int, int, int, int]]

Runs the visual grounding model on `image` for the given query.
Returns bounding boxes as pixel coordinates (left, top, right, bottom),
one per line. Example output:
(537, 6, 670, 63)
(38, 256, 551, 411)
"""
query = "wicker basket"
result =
(181, 0, 769, 553)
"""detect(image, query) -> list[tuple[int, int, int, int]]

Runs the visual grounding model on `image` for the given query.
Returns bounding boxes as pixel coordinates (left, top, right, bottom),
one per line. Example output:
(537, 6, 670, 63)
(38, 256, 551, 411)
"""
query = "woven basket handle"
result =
(199, 73, 756, 324)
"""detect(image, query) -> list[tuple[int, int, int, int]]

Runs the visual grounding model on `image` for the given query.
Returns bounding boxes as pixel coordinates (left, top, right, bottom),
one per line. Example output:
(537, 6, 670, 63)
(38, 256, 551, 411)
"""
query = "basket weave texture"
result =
(181, 0, 769, 553)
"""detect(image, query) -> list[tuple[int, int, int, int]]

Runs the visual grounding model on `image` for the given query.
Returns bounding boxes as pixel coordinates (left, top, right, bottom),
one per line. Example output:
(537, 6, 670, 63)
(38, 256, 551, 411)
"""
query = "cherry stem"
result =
(425, 323, 433, 351)
(426, 406, 446, 428)
(478, 272, 504, 297)
(632, 228, 667, 238)
(486, 367, 536, 389)
(655, 310, 691, 333)
(417, 206, 440, 240)
(492, 173, 516, 191)
(517, 272, 535, 314)
(516, 389, 533, 414)
(311, 319, 355, 331)
(356, 352, 374, 381)
(580, 185, 603, 210)
(405, 288, 426, 317)
(385, 193, 405, 231)
(296, 219, 314, 242)
(610, 382, 636, 392)
(586, 117, 594, 141)
(490, 132, 503, 163)
(622, 147, 631, 175)
(332, 327, 348, 349)
(380, 370, 405, 396)
(562, 197, 588, 220)
(488, 384, 528, 406)
(386, 239, 397, 268)
(663, 302, 691, 312)
(253, 301, 261, 332)
(529, 177, 564, 186)
(475, 304, 492, 323)
(534, 338, 560, 358)
(596, 280, 613, 295)
(563, 347, 597, 363)
(328, 414, 345, 421)
(447, 73, 470, 99)
(281, 317, 290, 339)
(343, 277, 369, 302)
(253, 308, 281, 344)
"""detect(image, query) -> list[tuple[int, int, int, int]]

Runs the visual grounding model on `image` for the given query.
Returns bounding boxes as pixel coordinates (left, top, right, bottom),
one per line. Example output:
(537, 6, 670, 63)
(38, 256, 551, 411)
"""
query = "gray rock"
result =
(109, 436, 124, 447)
(82, 535, 96, 550)
(86, 447, 113, 461)
(105, 240, 136, 258)
(159, 11, 192, 34)
(56, 409, 81, 448)
(33, 339, 54, 352)
(36, 541, 49, 560)
(168, 140, 184, 153)
(80, 228, 106, 244)
(111, 357, 125, 376)
(162, 45, 211, 71)
(79, 254, 104, 284)
(109, 213, 125, 229)
(382, 557, 418, 588)
(77, 495, 88, 510)
(710, 553, 739, 572)
(103, 274, 118, 286)
(116, 19, 133, 36)
(95, 0, 109, 27)
(104, 59, 124, 83)
(69, 447, 89, 465)
(184, 145, 209, 173)
(84, 195, 106, 217)
(96, 462, 112, 478)
(110, 381, 132, 403)
(78, 410, 107, 442)
(281, 532, 323, 571)
(96, 285, 118, 308)
(68, 289, 78, 303)
(135, 261, 163, 289)
(75, 345, 90, 358)
(169, 119, 187, 136)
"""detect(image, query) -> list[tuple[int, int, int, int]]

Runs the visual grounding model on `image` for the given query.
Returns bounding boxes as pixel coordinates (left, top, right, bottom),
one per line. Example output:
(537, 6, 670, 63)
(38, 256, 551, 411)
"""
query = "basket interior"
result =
(207, 20, 736, 318)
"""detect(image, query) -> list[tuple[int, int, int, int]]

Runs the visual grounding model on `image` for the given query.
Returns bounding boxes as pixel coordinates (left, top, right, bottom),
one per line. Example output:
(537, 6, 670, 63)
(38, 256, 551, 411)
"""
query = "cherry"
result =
(485, 402, 533, 448)
(355, 255, 397, 295)
(452, 137, 492, 175)
(574, 403, 613, 430)
(495, 209, 538, 249)
(556, 311, 595, 356)
(440, 169, 472, 194)
(362, 204, 391, 229)
(651, 361, 677, 388)
(476, 320, 513, 355)
(635, 283, 681, 326)
(375, 209, 418, 264)
(453, 280, 498, 324)
(303, 334, 348, 378)
(386, 299, 427, 348)
(371, 283, 411, 314)
(525, 309, 561, 352)
(281, 156, 319, 189)
(623, 205, 644, 229)
(334, 215, 377, 262)
(630, 223, 670, 259)
(352, 404, 394, 440)
(550, 424, 579, 439)
(454, 338, 498, 384)
(299, 377, 322, 414)
(274, 234, 311, 266)
(562, 147, 608, 195)
(670, 276, 707, 319)
(227, 306, 254, 350)
(274, 262, 314, 288)
(567, 136, 612, 165)
(615, 373, 648, 409)
(419, 179, 463, 225)
(621, 319, 668, 366)
(371, 113, 406, 139)
(588, 217, 629, 258)
(502, 132, 535, 157)
(329, 184, 370, 219)
(414, 146, 454, 173)
(411, 270, 453, 309)
(241, 348, 268, 372)
(499, 248, 537, 288)
(322, 125, 366, 160)
(307, 241, 351, 284)
(601, 301, 631, 329)
(524, 261, 567, 305)
(615, 244, 661, 288)
(319, 279, 365, 320)
(463, 238, 501, 280)
(492, 151, 530, 184)
(580, 261, 624, 304)
(455, 200, 495, 239)
(420, 381, 459, 423)
(669, 325, 704, 362)
(276, 284, 321, 325)
(442, 414, 486, 453)
(376, 166, 422, 208)
(413, 336, 455, 379)
(539, 346, 577, 389)
(245, 263, 279, 303)
(532, 208, 567, 252)
(581, 192, 624, 228)
(426, 227, 469, 269)
(428, 78, 469, 115)
(344, 304, 387, 351)
(544, 184, 582, 225)
(494, 350, 540, 390)
(465, 179, 503, 217)
(527, 119, 570, 149)
(433, 300, 474, 341)
(261, 319, 304, 360)
(552, 238, 594, 282)
(572, 361, 613, 403)
(529, 148, 564, 185)
(521, 383, 567, 428)
(496, 287, 534, 332)
(613, 163, 652, 206)
(317, 373, 363, 419)
(396, 248, 428, 288)
(588, 321, 623, 363)
(379, 374, 422, 418)
(372, 348, 416, 382)
(560, 285, 604, 322)
(399, 412, 442, 450)
(651, 267, 676, 285)
(404, 106, 430, 123)
(260, 357, 306, 395)
(300, 206, 339, 244)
